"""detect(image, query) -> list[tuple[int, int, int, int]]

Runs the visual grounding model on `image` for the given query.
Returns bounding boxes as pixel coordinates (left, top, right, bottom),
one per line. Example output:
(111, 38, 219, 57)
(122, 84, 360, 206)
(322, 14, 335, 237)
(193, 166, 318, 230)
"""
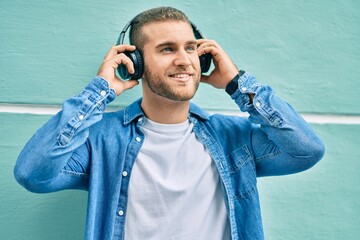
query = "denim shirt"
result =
(14, 72, 325, 240)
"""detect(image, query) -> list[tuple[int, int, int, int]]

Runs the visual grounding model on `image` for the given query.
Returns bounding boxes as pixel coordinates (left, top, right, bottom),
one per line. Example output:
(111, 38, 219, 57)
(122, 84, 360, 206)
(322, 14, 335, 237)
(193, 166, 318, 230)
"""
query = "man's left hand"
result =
(197, 39, 239, 88)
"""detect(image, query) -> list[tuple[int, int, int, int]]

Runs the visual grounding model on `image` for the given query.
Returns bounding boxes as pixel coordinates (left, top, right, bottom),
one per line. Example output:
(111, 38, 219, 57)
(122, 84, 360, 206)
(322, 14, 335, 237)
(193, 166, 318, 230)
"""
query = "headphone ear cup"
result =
(117, 49, 144, 80)
(199, 53, 212, 73)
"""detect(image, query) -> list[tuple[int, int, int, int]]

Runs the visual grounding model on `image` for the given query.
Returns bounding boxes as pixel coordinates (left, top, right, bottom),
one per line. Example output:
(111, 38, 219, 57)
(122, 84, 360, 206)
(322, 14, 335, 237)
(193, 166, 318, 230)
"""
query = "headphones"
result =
(116, 15, 212, 80)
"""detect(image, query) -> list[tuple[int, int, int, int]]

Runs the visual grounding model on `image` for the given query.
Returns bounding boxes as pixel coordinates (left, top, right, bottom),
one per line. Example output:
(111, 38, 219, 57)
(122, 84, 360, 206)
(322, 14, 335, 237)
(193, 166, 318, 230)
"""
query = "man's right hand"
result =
(97, 45, 140, 95)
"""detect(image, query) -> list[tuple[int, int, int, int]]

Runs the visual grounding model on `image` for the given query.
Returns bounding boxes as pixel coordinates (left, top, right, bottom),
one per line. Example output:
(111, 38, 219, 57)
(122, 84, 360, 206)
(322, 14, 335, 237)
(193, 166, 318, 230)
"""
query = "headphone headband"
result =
(117, 15, 207, 45)
(117, 16, 136, 45)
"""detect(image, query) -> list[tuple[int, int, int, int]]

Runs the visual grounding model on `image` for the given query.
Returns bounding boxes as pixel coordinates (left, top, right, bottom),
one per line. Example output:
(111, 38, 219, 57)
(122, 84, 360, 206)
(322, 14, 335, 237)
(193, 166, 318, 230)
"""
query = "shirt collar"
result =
(123, 98, 209, 125)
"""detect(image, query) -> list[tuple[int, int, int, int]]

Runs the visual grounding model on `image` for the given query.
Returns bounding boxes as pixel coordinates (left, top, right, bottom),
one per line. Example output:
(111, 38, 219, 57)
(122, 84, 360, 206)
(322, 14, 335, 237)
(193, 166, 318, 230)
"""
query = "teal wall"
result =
(1, 0, 359, 239)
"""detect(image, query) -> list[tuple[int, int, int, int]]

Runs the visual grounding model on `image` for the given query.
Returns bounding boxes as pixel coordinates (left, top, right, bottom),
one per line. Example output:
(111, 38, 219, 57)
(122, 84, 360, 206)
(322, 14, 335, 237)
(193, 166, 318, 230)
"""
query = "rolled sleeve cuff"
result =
(84, 77, 117, 108)
(230, 72, 260, 112)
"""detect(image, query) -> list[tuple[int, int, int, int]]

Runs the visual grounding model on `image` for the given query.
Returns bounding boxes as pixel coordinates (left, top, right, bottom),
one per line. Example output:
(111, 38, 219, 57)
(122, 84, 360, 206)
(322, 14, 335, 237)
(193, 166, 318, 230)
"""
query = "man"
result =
(14, 6, 325, 240)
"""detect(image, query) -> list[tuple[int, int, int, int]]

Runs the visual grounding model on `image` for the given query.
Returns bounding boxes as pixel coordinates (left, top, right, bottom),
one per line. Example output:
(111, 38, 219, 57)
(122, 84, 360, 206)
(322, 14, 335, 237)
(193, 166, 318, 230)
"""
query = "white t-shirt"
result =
(124, 117, 231, 240)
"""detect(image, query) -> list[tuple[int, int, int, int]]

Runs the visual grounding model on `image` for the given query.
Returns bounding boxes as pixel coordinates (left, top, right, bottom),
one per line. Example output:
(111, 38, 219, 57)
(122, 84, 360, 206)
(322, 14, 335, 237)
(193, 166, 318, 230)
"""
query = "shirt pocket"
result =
(226, 145, 257, 200)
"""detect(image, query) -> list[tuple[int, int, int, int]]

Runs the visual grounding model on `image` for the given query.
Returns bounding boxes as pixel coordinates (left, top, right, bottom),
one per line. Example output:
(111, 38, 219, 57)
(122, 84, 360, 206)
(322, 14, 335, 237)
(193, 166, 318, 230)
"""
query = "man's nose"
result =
(173, 49, 191, 66)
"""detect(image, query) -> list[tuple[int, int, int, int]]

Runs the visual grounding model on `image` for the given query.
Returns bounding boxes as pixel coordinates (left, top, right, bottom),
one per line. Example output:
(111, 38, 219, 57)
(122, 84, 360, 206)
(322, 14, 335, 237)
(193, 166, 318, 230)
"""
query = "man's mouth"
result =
(169, 73, 192, 82)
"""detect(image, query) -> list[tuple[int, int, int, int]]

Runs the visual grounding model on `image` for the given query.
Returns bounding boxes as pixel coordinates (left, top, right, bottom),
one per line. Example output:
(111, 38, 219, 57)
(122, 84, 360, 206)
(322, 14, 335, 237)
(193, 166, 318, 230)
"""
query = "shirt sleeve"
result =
(14, 77, 116, 192)
(230, 72, 325, 177)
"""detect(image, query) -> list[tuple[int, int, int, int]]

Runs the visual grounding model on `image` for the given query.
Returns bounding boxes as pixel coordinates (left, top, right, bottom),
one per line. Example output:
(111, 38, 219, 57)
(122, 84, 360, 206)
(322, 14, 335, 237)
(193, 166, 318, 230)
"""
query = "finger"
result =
(196, 39, 214, 45)
(123, 79, 140, 90)
(200, 74, 209, 83)
(197, 44, 220, 59)
(197, 39, 219, 49)
(103, 45, 136, 61)
(110, 53, 135, 74)
(197, 39, 221, 56)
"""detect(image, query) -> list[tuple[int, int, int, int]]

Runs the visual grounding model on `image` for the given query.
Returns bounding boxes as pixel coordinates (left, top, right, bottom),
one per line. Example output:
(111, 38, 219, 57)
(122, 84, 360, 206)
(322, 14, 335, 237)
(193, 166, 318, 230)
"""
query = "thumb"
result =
(200, 74, 210, 84)
(123, 79, 140, 91)
(112, 79, 139, 96)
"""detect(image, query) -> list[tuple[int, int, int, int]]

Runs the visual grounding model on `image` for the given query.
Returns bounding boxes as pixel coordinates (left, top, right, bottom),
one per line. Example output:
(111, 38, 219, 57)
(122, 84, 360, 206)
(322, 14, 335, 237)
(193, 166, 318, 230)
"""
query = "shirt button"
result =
(135, 137, 141, 142)
(138, 117, 143, 122)
(100, 90, 106, 96)
(79, 115, 84, 120)
(122, 171, 128, 177)
(118, 210, 124, 216)
(255, 102, 261, 107)
(241, 87, 247, 92)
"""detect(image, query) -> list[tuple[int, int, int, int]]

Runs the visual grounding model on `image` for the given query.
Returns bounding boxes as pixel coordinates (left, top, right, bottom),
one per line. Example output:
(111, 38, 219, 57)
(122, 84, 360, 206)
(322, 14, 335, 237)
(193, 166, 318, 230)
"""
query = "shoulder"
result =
(90, 109, 127, 134)
(209, 113, 252, 131)
(189, 102, 254, 135)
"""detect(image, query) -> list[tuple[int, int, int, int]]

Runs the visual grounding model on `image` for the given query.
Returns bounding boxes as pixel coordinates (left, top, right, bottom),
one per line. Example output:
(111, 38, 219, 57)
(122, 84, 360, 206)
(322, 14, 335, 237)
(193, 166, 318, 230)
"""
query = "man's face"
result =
(140, 21, 201, 102)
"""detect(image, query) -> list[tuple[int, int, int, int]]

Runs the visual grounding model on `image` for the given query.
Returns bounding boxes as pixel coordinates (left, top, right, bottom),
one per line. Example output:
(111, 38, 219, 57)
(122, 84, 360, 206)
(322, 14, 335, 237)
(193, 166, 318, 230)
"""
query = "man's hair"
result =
(129, 7, 191, 51)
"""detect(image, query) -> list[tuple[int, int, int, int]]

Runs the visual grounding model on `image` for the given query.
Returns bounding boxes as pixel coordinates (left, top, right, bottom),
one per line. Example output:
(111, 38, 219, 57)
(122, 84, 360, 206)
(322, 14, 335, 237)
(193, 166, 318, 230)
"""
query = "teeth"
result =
(172, 74, 190, 78)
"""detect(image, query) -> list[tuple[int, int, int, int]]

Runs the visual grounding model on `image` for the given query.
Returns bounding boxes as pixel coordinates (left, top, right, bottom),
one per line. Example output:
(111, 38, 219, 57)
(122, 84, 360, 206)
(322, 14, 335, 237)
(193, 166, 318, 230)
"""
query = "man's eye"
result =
(186, 45, 196, 52)
(162, 47, 173, 52)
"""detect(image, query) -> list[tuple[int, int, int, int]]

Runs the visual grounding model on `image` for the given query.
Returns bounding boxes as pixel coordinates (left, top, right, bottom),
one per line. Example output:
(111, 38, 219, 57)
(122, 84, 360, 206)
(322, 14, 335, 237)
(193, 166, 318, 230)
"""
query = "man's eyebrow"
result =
(155, 42, 175, 49)
(155, 40, 198, 49)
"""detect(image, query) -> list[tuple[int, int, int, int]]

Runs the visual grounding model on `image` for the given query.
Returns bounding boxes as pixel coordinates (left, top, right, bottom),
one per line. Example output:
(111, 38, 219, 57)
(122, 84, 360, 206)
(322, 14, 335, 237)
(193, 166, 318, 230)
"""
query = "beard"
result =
(142, 65, 200, 102)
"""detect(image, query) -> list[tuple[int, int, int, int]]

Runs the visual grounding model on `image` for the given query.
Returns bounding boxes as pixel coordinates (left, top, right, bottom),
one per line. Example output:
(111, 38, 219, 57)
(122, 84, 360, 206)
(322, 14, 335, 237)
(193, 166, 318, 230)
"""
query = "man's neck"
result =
(141, 95, 190, 124)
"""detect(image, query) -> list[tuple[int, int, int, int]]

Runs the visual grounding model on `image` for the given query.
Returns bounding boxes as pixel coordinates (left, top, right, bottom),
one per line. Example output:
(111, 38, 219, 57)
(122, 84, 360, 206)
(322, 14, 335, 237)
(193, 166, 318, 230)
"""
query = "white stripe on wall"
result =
(1, 104, 360, 125)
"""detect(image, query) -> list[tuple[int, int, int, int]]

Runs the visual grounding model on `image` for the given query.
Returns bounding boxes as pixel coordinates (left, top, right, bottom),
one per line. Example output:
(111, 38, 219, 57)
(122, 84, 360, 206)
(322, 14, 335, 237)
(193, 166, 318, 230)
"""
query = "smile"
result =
(169, 73, 192, 82)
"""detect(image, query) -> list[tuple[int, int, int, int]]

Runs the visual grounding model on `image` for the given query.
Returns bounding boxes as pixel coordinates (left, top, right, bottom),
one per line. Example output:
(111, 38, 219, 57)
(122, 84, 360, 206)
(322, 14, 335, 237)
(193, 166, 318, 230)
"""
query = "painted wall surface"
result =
(1, 0, 359, 239)
(1, 0, 359, 114)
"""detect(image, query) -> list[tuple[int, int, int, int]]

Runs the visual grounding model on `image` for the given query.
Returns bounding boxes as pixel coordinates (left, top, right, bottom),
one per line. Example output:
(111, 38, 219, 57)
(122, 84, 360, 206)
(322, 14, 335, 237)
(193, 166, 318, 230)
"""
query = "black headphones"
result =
(116, 15, 212, 80)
